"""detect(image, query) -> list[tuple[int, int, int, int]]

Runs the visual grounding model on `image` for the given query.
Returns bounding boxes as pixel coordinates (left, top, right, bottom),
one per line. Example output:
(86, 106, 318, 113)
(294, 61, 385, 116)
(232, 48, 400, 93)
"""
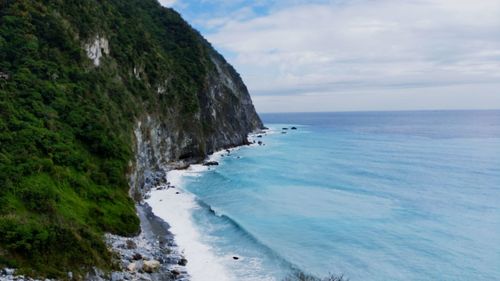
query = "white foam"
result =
(147, 149, 238, 281)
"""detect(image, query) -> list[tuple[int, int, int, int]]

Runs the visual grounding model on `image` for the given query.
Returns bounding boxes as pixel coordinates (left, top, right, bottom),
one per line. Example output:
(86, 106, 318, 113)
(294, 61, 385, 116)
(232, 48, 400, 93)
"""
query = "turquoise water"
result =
(182, 110, 500, 280)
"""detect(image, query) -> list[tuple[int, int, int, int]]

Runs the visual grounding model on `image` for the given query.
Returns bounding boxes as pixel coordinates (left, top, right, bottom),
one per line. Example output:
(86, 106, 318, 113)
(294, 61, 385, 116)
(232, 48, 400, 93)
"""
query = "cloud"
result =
(158, 0, 177, 7)
(199, 0, 500, 112)
(252, 84, 500, 113)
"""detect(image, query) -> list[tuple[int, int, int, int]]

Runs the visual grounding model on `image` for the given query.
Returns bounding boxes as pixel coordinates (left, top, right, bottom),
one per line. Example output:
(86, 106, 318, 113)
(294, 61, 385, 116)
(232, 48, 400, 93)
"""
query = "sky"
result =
(159, 0, 500, 113)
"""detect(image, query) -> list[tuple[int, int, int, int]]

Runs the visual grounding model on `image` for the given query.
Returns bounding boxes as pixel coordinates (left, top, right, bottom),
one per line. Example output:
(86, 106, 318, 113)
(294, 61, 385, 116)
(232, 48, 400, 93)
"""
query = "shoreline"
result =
(0, 132, 272, 281)
(102, 202, 189, 281)
(146, 148, 241, 281)
(0, 130, 283, 281)
(102, 132, 266, 281)
(144, 130, 266, 281)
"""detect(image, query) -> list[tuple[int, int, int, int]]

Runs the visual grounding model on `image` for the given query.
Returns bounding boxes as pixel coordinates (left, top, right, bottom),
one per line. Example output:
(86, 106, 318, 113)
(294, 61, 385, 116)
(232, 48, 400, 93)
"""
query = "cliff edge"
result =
(0, 0, 262, 278)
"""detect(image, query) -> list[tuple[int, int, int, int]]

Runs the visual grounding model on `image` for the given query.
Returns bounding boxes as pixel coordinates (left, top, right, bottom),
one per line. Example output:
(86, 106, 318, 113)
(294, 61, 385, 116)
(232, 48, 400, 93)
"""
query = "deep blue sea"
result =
(182, 110, 500, 281)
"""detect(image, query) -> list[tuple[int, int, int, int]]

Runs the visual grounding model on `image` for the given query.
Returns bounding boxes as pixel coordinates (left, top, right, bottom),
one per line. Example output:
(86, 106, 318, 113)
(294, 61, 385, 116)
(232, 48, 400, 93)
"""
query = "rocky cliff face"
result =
(128, 49, 263, 201)
(0, 0, 262, 277)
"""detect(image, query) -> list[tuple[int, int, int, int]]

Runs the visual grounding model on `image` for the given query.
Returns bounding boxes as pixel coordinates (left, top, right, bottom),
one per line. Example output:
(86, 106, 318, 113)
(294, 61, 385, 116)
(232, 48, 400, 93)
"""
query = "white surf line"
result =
(146, 149, 236, 281)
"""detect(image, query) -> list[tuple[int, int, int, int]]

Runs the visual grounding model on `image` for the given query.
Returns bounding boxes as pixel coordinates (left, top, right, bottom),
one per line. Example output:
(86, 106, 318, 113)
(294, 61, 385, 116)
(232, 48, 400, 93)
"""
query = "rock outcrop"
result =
(128, 52, 263, 199)
(0, 0, 263, 278)
(84, 35, 110, 66)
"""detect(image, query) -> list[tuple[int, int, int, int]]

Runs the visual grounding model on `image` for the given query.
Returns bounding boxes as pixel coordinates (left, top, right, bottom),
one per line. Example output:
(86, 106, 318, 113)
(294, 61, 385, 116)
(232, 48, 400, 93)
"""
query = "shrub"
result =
(18, 175, 60, 214)
(0, 0, 221, 277)
(283, 272, 349, 281)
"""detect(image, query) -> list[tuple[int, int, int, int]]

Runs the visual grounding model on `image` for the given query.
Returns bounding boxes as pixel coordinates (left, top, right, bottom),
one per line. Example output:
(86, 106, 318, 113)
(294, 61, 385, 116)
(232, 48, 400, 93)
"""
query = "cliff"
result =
(0, 0, 262, 278)
(129, 50, 263, 201)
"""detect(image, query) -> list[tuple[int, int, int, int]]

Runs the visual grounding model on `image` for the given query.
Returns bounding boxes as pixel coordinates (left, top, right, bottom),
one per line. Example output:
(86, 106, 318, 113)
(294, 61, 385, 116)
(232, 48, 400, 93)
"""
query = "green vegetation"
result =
(0, 0, 221, 278)
(283, 272, 349, 281)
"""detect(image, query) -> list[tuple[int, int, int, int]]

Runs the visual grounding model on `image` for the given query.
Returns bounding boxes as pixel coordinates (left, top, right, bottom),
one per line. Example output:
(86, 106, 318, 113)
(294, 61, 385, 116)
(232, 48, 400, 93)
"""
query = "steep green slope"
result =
(0, 0, 262, 278)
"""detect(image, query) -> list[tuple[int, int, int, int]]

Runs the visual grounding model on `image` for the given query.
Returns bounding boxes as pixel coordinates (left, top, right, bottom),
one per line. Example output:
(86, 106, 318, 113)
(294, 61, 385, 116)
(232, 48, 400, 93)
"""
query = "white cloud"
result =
(203, 0, 500, 112)
(158, 0, 177, 7)
(253, 84, 500, 113)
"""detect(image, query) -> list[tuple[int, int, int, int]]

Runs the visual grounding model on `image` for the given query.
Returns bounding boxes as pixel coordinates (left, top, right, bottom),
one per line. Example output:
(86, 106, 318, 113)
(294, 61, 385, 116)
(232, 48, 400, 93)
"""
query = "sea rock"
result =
(178, 258, 188, 266)
(291, 127, 297, 130)
(143, 260, 161, 273)
(258, 141, 263, 145)
(203, 161, 219, 166)
(170, 269, 181, 277)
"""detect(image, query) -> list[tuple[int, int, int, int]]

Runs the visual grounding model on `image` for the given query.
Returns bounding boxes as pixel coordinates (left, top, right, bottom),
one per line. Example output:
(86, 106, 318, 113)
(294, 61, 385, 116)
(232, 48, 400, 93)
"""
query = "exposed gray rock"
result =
(2, 269, 15, 275)
(105, 204, 188, 281)
(126, 240, 137, 250)
(105, 15, 263, 281)
(0, 269, 59, 281)
(110, 272, 126, 281)
(170, 270, 180, 277)
(177, 258, 187, 267)
(127, 262, 137, 272)
(143, 260, 161, 273)
(84, 35, 109, 66)
(127, 46, 263, 201)
(85, 267, 107, 281)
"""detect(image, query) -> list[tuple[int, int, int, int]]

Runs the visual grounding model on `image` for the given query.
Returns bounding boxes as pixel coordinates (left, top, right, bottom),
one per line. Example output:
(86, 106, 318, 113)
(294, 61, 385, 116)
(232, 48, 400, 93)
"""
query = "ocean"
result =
(147, 110, 500, 281)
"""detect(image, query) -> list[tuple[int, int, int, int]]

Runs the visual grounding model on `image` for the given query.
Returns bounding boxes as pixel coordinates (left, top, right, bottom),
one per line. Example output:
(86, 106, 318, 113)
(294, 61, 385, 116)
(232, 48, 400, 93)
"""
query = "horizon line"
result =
(257, 108, 500, 114)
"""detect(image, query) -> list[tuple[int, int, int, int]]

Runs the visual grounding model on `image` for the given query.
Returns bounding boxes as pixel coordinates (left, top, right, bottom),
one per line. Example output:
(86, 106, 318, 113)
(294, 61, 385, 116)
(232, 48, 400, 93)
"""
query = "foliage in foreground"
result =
(283, 272, 349, 281)
(0, 0, 219, 278)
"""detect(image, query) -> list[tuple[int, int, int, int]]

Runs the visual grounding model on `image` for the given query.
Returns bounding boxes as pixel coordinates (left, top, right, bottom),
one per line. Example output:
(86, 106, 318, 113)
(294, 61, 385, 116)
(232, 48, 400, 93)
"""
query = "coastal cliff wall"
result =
(129, 52, 263, 200)
(0, 0, 262, 278)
